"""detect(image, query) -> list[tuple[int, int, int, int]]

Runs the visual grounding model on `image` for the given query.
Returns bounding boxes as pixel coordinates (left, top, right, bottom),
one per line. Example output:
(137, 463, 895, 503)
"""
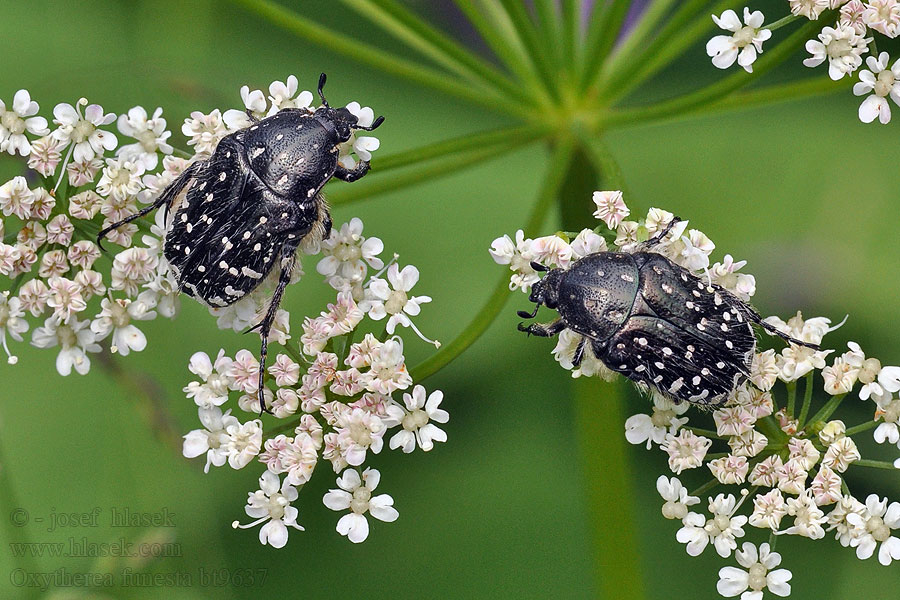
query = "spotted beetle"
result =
(517, 219, 818, 407)
(99, 73, 383, 412)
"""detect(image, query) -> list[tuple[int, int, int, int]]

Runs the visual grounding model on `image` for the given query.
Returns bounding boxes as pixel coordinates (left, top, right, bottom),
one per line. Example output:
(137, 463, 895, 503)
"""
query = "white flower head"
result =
(625, 394, 689, 449)
(707, 8, 772, 73)
(863, 0, 900, 38)
(717, 542, 792, 599)
(853, 52, 900, 124)
(232, 471, 304, 548)
(845, 494, 900, 565)
(0, 89, 49, 156)
(804, 24, 871, 80)
(183, 406, 240, 473)
(51, 97, 117, 163)
(385, 385, 449, 452)
(656, 476, 700, 520)
(116, 106, 173, 170)
(360, 263, 438, 347)
(592, 190, 629, 229)
(677, 493, 748, 557)
(323, 468, 398, 543)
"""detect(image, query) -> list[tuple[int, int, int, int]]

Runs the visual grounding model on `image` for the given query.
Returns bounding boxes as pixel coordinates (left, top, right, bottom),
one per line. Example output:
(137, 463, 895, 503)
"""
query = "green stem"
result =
(798, 372, 814, 427)
(690, 477, 720, 497)
(534, 0, 566, 82)
(845, 420, 879, 437)
(574, 376, 645, 600)
(786, 381, 797, 416)
(687, 427, 724, 439)
(579, 0, 632, 92)
(680, 77, 849, 118)
(229, 0, 533, 120)
(559, 137, 645, 599)
(605, 14, 836, 129)
(765, 14, 801, 31)
(454, 1, 553, 108)
(497, 0, 560, 101)
(328, 138, 541, 207)
(756, 415, 788, 444)
(597, 0, 678, 88)
(409, 137, 574, 382)
(338, 0, 535, 107)
(853, 459, 899, 470)
(597, 0, 728, 102)
(561, 0, 580, 75)
(373, 124, 549, 173)
(805, 393, 846, 429)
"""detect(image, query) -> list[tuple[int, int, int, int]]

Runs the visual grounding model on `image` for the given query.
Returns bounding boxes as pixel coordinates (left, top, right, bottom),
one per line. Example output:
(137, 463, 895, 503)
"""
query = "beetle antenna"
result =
(355, 115, 384, 131)
(530, 261, 549, 272)
(317, 72, 329, 107)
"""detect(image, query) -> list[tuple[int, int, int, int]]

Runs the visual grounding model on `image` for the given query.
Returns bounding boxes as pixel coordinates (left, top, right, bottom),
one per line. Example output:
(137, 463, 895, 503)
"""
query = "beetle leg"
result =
(739, 305, 822, 350)
(244, 109, 260, 124)
(517, 319, 566, 338)
(637, 216, 684, 251)
(572, 336, 587, 367)
(335, 160, 370, 182)
(96, 161, 201, 251)
(249, 250, 298, 414)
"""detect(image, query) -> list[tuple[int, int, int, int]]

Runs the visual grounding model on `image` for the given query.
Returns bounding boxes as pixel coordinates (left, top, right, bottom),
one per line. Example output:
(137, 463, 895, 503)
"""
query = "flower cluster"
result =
(707, 2, 900, 124)
(491, 192, 900, 599)
(0, 77, 381, 373)
(183, 222, 447, 547)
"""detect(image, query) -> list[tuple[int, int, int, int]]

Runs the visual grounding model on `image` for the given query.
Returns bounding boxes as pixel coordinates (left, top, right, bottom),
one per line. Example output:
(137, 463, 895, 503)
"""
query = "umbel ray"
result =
(98, 73, 384, 412)
(517, 218, 820, 407)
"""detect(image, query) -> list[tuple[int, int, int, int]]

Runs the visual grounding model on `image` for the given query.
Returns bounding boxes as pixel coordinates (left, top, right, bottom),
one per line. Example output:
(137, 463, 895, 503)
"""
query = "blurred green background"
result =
(1, 1, 899, 598)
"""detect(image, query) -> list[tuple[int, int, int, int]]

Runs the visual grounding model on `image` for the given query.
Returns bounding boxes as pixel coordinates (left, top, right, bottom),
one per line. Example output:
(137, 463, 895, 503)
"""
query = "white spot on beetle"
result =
(621, 273, 635, 283)
(251, 147, 265, 159)
(655, 361, 664, 369)
(180, 213, 188, 222)
(219, 172, 226, 181)
(669, 378, 684, 393)
(662, 347, 673, 356)
(716, 361, 725, 369)
(725, 340, 734, 349)
(661, 283, 673, 294)
(692, 375, 701, 385)
(241, 266, 263, 279)
(219, 261, 228, 269)
(259, 216, 268, 224)
(253, 243, 261, 251)
(197, 265, 206, 273)
(243, 231, 251, 239)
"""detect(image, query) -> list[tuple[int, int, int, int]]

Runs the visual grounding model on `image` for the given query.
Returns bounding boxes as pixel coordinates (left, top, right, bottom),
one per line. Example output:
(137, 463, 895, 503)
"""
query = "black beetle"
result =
(517, 219, 817, 407)
(99, 73, 384, 412)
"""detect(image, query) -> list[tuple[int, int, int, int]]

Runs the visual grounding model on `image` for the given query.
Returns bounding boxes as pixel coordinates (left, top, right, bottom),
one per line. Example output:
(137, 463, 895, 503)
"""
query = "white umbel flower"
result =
(846, 494, 900, 565)
(0, 89, 49, 156)
(707, 8, 772, 73)
(232, 471, 304, 548)
(717, 542, 792, 599)
(803, 24, 871, 80)
(323, 468, 398, 543)
(385, 385, 449, 452)
(853, 52, 900, 124)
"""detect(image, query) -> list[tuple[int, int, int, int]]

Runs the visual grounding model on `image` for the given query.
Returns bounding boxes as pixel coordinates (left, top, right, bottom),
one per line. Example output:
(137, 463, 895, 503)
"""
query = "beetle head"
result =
(518, 263, 562, 319)
(315, 72, 385, 143)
